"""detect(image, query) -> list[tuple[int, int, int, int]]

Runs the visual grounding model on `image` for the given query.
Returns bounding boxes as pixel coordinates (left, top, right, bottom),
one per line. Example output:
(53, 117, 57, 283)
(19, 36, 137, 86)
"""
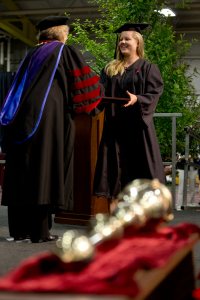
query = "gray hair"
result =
(37, 25, 69, 43)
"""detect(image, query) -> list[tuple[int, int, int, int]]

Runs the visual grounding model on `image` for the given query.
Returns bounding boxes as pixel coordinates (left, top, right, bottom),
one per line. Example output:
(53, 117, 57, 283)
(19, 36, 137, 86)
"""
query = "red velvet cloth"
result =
(0, 222, 199, 297)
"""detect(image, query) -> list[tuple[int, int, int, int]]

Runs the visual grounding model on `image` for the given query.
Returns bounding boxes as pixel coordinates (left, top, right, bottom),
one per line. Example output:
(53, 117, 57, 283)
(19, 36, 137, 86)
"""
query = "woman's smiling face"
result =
(118, 31, 138, 57)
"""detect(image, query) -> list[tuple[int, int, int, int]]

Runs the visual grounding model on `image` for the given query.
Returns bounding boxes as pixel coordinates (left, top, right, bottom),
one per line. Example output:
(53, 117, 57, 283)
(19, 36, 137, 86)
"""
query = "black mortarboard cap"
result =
(114, 23, 149, 34)
(36, 16, 69, 31)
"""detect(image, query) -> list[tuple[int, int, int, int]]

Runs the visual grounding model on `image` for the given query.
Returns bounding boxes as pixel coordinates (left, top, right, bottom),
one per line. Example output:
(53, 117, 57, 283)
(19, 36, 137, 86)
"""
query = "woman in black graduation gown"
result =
(0, 16, 103, 242)
(93, 23, 165, 212)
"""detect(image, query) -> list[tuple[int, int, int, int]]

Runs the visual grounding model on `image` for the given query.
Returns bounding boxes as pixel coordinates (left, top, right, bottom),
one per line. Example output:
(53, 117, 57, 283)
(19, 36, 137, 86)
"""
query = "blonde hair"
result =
(105, 31, 144, 77)
(37, 25, 69, 43)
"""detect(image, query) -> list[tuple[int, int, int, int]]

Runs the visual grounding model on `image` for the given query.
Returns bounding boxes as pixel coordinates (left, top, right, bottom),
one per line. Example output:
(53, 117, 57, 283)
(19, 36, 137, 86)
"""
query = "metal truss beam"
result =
(0, 20, 35, 46)
(0, 0, 36, 46)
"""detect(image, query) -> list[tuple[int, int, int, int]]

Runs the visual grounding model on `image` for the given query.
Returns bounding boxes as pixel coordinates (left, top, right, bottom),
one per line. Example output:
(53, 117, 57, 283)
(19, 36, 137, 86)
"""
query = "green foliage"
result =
(67, 0, 200, 159)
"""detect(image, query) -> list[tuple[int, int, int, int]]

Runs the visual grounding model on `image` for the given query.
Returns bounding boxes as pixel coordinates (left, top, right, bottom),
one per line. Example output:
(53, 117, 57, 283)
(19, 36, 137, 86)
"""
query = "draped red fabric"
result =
(0, 222, 199, 296)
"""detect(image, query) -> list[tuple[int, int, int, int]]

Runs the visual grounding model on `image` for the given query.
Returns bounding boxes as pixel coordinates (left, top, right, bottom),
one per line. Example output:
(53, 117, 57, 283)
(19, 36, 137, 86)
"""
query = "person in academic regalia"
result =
(93, 23, 165, 213)
(0, 16, 103, 242)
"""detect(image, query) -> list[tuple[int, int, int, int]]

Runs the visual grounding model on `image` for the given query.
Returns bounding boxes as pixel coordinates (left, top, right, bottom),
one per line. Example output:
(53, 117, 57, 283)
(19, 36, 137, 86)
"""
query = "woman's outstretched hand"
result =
(124, 90, 137, 107)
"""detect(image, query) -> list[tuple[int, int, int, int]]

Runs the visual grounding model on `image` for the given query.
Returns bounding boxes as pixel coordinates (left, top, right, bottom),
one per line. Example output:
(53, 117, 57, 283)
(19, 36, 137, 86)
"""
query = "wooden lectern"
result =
(54, 112, 109, 226)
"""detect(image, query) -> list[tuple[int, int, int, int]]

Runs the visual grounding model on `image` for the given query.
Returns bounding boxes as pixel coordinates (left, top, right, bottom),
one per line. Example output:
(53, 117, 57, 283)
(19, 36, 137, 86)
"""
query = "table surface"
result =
(133, 233, 199, 300)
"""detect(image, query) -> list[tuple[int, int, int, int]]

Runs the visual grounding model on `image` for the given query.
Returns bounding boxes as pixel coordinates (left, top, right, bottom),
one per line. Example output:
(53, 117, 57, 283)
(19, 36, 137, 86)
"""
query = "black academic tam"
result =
(114, 23, 149, 34)
(36, 16, 69, 31)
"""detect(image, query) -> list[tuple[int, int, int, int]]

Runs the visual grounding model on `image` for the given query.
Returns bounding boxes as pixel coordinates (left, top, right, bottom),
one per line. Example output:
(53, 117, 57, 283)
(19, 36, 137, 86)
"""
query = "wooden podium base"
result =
(54, 196, 109, 226)
(54, 212, 93, 226)
(54, 112, 109, 226)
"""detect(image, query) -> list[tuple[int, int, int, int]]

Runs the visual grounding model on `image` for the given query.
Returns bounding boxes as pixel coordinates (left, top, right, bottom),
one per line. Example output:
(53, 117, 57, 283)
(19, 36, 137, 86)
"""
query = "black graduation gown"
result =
(0, 41, 102, 211)
(94, 58, 165, 198)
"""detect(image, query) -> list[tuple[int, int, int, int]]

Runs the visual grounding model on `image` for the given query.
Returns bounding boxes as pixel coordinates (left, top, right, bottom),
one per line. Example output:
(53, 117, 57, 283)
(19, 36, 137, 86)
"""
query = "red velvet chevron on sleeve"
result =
(68, 66, 102, 113)
(64, 46, 103, 113)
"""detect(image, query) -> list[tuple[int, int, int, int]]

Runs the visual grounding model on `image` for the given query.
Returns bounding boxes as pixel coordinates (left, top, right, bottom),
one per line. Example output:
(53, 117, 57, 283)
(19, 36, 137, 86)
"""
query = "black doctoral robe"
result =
(94, 58, 165, 199)
(0, 41, 102, 211)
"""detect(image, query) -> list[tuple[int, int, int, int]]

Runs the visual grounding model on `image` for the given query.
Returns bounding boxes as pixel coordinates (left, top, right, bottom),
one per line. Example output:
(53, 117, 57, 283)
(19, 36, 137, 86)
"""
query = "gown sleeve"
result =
(136, 63, 164, 126)
(63, 45, 104, 114)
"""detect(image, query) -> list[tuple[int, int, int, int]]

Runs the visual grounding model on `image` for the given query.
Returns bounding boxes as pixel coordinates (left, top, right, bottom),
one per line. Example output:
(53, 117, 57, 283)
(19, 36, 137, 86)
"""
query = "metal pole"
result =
(183, 129, 190, 207)
(171, 116, 177, 208)
(6, 38, 11, 72)
(154, 113, 182, 208)
(0, 42, 4, 65)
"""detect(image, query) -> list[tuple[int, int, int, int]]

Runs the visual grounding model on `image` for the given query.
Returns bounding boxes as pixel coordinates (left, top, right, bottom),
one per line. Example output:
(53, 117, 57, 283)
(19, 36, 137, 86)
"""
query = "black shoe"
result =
(14, 236, 31, 243)
(31, 235, 58, 243)
(43, 235, 58, 242)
